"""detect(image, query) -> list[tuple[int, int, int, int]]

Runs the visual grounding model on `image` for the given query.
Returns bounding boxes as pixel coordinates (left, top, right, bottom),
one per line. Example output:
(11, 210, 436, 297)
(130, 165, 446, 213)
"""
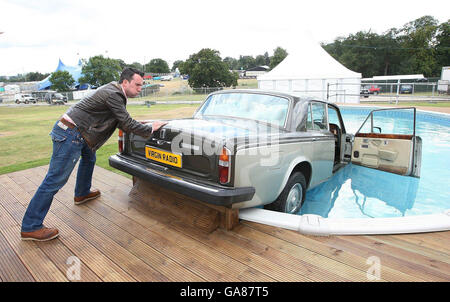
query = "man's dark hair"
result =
(119, 67, 144, 83)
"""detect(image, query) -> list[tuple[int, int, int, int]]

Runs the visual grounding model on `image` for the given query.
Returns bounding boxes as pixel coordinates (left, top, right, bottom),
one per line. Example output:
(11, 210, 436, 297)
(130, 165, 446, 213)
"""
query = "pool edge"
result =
(239, 208, 450, 236)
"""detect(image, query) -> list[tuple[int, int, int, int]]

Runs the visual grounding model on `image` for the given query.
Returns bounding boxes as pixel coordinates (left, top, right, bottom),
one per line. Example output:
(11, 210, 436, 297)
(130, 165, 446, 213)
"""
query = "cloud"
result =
(0, 0, 448, 76)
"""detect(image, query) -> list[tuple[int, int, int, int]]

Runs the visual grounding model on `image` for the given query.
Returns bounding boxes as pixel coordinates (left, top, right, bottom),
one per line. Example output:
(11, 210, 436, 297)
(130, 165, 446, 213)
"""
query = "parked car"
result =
(14, 93, 37, 104)
(109, 90, 422, 214)
(400, 84, 413, 94)
(45, 92, 67, 104)
(360, 87, 369, 98)
(363, 85, 381, 95)
(160, 75, 173, 81)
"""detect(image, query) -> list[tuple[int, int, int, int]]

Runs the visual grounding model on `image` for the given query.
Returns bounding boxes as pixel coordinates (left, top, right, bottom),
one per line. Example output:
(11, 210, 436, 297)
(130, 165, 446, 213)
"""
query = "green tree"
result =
(323, 15, 445, 78)
(145, 58, 170, 73)
(269, 47, 288, 69)
(397, 15, 439, 76)
(171, 60, 184, 72)
(49, 70, 74, 92)
(180, 48, 238, 88)
(435, 20, 450, 73)
(223, 57, 239, 70)
(255, 54, 268, 66)
(128, 62, 144, 71)
(238, 55, 256, 70)
(78, 55, 122, 86)
(26, 71, 49, 81)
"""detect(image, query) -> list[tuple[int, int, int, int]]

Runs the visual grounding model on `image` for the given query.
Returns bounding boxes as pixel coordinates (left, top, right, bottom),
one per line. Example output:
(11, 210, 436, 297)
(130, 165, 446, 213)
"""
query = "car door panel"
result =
(351, 108, 421, 177)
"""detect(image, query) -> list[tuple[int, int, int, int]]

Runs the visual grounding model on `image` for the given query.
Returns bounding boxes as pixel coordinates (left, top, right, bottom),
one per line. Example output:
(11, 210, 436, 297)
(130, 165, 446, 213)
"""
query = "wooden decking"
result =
(0, 165, 449, 282)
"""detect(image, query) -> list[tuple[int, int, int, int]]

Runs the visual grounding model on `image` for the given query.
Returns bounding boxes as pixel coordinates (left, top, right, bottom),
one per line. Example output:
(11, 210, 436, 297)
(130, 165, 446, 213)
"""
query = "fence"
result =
(138, 85, 240, 101)
(327, 82, 450, 104)
(130, 81, 450, 104)
(2, 80, 449, 105)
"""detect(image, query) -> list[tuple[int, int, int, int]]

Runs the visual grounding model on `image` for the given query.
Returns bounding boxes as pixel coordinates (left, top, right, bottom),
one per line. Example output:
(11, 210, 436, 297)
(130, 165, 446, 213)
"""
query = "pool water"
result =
(300, 107, 450, 219)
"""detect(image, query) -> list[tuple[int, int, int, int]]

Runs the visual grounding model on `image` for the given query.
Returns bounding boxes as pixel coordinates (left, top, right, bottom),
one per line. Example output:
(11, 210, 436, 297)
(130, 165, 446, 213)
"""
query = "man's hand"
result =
(151, 121, 167, 133)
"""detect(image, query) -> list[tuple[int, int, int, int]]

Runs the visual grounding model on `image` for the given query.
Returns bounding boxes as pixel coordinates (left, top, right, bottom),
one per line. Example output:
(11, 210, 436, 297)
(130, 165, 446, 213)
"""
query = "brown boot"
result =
(74, 189, 101, 205)
(21, 227, 59, 242)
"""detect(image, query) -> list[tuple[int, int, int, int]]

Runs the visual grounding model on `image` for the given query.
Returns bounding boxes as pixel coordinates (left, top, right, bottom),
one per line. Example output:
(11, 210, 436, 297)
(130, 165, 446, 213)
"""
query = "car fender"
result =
(276, 155, 312, 199)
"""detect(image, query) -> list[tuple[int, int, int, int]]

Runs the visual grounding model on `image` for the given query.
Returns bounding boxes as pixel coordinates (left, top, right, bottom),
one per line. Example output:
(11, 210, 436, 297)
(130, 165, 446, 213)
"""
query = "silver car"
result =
(110, 90, 421, 214)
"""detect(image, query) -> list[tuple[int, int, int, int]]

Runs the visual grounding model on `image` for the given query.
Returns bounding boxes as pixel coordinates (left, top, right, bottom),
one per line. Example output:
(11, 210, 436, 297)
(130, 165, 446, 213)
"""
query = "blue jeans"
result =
(21, 121, 96, 232)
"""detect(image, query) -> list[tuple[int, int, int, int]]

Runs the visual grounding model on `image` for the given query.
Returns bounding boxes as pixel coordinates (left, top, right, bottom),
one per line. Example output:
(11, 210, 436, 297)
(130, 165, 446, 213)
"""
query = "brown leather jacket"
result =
(66, 81, 152, 151)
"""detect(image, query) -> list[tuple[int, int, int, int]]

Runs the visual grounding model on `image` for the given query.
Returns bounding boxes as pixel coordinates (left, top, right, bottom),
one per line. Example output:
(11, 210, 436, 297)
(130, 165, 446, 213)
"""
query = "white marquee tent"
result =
(258, 36, 362, 103)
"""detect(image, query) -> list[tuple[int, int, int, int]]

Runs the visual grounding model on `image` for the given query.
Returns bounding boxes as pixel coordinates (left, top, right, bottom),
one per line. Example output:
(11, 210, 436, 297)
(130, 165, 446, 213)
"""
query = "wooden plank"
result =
(0, 183, 25, 227)
(312, 235, 444, 281)
(1, 172, 138, 282)
(35, 239, 103, 282)
(94, 165, 133, 187)
(341, 235, 450, 281)
(56, 173, 266, 281)
(51, 206, 170, 282)
(20, 169, 171, 282)
(43, 213, 136, 282)
(0, 215, 35, 282)
(1, 225, 67, 282)
(167, 219, 312, 282)
(0, 181, 67, 282)
(92, 166, 133, 192)
(51, 192, 205, 282)
(85, 183, 274, 282)
(241, 221, 424, 282)
(32, 167, 239, 282)
(85, 167, 448, 282)
(4, 165, 448, 283)
(231, 224, 369, 282)
(371, 234, 450, 264)
(387, 232, 450, 257)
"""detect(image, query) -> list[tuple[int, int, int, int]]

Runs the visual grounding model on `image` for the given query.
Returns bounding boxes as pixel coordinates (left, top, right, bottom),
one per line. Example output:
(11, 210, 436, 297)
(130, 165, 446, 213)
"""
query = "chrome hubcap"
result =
(286, 183, 303, 214)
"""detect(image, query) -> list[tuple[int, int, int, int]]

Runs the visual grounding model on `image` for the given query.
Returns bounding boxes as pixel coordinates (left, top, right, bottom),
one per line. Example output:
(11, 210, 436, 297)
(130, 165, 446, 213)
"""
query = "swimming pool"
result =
(300, 106, 450, 219)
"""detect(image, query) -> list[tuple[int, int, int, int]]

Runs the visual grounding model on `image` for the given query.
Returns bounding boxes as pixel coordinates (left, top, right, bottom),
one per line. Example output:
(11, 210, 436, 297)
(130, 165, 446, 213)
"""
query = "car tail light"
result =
(218, 147, 231, 184)
(118, 129, 124, 153)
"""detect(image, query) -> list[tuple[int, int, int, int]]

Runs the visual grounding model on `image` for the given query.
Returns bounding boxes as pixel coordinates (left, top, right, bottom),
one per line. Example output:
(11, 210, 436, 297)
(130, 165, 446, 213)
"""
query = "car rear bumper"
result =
(109, 154, 255, 206)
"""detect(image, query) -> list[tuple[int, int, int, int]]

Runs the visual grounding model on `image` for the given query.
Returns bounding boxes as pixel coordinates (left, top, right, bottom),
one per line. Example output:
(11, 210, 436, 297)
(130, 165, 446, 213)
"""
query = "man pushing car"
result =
(21, 67, 166, 241)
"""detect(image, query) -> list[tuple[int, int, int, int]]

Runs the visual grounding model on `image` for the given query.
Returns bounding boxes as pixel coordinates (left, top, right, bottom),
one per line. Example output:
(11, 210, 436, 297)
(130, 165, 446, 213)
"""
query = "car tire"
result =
(264, 172, 306, 214)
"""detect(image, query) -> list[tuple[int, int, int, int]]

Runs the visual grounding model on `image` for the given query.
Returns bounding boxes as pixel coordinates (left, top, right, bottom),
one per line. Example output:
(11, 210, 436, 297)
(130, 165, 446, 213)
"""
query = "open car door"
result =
(351, 107, 422, 177)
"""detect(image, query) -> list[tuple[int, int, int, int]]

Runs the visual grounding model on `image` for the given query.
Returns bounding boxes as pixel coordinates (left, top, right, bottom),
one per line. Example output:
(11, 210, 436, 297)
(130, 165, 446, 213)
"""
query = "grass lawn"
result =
(0, 103, 199, 176)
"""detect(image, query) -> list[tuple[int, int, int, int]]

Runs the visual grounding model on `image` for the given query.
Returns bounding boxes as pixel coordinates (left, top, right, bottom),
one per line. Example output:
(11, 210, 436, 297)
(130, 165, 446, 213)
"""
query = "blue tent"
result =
(37, 59, 83, 90)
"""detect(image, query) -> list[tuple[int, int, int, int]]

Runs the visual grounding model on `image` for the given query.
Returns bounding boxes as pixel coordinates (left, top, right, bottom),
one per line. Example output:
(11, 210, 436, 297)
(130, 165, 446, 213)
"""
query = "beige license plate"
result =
(145, 146, 182, 168)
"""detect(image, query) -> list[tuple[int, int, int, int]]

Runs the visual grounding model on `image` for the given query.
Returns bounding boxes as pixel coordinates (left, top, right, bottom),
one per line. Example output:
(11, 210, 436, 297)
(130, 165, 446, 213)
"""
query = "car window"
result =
(327, 105, 342, 128)
(307, 102, 327, 131)
(196, 93, 289, 127)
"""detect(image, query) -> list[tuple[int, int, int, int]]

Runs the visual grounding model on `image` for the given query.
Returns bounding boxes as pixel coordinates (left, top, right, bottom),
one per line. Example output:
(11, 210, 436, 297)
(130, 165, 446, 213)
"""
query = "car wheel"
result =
(25, 100, 29, 104)
(15, 100, 19, 104)
(265, 172, 306, 214)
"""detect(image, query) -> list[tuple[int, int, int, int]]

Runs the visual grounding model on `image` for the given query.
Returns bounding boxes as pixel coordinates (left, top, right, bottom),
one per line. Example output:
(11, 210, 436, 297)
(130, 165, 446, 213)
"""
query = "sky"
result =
(0, 0, 448, 76)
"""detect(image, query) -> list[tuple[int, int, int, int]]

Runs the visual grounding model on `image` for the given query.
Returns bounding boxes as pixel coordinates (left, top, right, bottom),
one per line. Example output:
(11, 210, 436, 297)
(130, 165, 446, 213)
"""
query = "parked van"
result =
(14, 93, 37, 104)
